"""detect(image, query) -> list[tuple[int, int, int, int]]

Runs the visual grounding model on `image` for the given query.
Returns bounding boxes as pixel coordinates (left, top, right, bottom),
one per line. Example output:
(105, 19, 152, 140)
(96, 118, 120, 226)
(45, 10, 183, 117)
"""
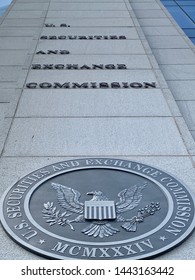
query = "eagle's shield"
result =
(84, 200, 116, 220)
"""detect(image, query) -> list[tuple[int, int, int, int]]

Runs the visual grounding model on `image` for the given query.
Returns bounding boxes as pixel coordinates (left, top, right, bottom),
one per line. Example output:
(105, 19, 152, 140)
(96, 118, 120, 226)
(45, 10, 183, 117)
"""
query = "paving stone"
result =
(49, 3, 127, 10)
(47, 11, 130, 18)
(0, 50, 28, 65)
(0, 66, 22, 82)
(11, 3, 49, 10)
(138, 18, 172, 26)
(16, 89, 171, 117)
(41, 27, 139, 39)
(36, 40, 145, 54)
(161, 65, 195, 80)
(0, 118, 12, 155)
(44, 18, 133, 27)
(26, 69, 158, 84)
(7, 11, 45, 18)
(153, 49, 195, 64)
(1, 18, 44, 27)
(31, 54, 151, 69)
(3, 118, 188, 157)
(0, 28, 39, 37)
(0, 37, 33, 50)
(177, 101, 195, 131)
(142, 26, 180, 36)
(168, 81, 195, 101)
(132, 3, 161, 9)
(147, 36, 189, 48)
(134, 9, 167, 18)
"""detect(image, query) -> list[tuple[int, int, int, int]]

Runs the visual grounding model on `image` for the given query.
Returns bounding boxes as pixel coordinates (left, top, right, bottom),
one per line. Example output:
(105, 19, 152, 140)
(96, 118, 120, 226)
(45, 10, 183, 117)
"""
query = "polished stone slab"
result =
(0, 118, 11, 155)
(49, 3, 127, 10)
(11, 3, 49, 10)
(0, 37, 33, 50)
(16, 89, 171, 117)
(142, 26, 180, 36)
(0, 50, 28, 65)
(31, 54, 151, 69)
(3, 117, 188, 157)
(47, 11, 130, 18)
(0, 66, 22, 82)
(177, 101, 195, 131)
(134, 9, 167, 18)
(41, 27, 139, 39)
(36, 40, 145, 54)
(26, 69, 158, 84)
(161, 65, 195, 80)
(0, 28, 39, 37)
(44, 18, 133, 26)
(168, 81, 195, 101)
(1, 18, 45, 27)
(7, 11, 45, 18)
(153, 49, 195, 64)
(138, 18, 172, 26)
(147, 36, 189, 49)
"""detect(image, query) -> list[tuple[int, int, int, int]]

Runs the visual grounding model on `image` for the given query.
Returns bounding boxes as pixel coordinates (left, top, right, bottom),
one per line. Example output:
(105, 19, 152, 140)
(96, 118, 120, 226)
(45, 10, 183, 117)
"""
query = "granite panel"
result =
(16, 89, 171, 117)
(147, 36, 189, 49)
(26, 69, 158, 84)
(168, 81, 195, 100)
(47, 11, 130, 18)
(1, 18, 45, 27)
(31, 54, 151, 69)
(0, 67, 22, 82)
(153, 49, 195, 64)
(134, 9, 167, 18)
(0, 37, 33, 50)
(161, 65, 195, 80)
(0, 28, 39, 37)
(0, 50, 28, 65)
(142, 26, 180, 36)
(11, 3, 49, 10)
(36, 40, 145, 54)
(4, 118, 187, 156)
(7, 11, 44, 18)
(49, 3, 127, 10)
(44, 18, 133, 26)
(41, 27, 139, 39)
(177, 101, 195, 131)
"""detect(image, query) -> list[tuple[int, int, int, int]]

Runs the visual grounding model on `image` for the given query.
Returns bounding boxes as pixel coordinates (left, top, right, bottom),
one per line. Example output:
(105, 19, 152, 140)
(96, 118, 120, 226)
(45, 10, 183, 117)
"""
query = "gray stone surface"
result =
(16, 89, 171, 117)
(0, 50, 28, 65)
(1, 18, 45, 27)
(44, 18, 133, 27)
(0, 37, 33, 50)
(161, 65, 195, 80)
(168, 81, 195, 100)
(49, 3, 127, 10)
(41, 27, 139, 39)
(36, 40, 145, 54)
(47, 11, 130, 18)
(177, 101, 195, 131)
(3, 117, 188, 157)
(153, 49, 195, 64)
(146, 36, 189, 49)
(31, 54, 151, 69)
(26, 69, 158, 84)
(142, 26, 180, 36)
(7, 11, 45, 18)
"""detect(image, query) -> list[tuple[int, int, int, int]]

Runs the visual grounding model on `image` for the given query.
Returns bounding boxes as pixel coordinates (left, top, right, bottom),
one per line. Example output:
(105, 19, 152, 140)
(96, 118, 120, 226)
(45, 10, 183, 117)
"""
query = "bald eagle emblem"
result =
(42, 182, 160, 238)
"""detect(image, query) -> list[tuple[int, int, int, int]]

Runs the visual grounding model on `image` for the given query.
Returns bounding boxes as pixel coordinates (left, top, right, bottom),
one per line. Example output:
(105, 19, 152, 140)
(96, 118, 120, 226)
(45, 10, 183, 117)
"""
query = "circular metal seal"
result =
(1, 158, 195, 259)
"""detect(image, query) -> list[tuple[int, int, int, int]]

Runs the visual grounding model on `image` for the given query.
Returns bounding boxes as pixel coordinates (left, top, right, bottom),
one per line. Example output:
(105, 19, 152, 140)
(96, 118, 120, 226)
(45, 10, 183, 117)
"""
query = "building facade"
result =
(0, 0, 195, 259)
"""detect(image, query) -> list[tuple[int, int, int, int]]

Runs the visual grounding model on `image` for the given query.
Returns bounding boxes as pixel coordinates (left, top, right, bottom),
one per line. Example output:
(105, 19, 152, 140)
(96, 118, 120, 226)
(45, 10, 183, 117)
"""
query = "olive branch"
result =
(42, 202, 75, 230)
